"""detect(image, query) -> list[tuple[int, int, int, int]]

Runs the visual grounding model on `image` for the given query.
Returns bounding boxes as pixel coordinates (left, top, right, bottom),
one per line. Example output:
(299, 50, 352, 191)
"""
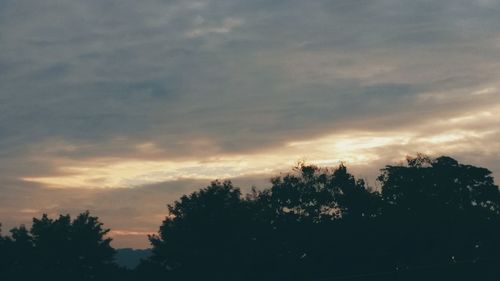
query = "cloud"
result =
(0, 176, 270, 248)
(1, 0, 500, 246)
(185, 17, 244, 38)
(19, 104, 500, 189)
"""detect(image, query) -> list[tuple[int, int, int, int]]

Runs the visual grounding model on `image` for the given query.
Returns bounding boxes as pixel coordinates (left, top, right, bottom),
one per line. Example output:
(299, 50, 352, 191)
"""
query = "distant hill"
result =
(115, 248, 152, 269)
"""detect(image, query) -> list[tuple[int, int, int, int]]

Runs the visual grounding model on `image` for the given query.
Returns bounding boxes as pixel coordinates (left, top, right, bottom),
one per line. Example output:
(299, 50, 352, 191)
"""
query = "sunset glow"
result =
(1, 0, 500, 248)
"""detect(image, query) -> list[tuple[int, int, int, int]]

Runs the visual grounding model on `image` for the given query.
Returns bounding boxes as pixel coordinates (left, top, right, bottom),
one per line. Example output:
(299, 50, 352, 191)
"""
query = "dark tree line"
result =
(0, 211, 126, 280)
(1, 155, 500, 280)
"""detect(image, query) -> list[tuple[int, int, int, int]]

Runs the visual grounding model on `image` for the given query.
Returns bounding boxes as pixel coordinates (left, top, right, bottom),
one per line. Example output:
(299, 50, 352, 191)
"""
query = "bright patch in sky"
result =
(22, 106, 500, 189)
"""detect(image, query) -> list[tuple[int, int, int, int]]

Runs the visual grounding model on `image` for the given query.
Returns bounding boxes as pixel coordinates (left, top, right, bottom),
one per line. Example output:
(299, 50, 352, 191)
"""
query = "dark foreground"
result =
(1, 155, 500, 281)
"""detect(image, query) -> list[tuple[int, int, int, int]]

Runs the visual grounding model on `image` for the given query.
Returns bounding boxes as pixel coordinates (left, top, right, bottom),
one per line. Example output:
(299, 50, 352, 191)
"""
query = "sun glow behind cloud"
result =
(21, 105, 500, 189)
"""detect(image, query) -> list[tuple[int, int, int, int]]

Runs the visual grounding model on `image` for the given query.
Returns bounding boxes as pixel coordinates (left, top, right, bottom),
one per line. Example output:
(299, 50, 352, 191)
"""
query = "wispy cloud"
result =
(185, 17, 244, 38)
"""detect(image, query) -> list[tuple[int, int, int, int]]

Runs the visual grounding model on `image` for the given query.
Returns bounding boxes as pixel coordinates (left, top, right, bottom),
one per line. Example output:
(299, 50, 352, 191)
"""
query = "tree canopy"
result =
(142, 155, 500, 280)
(0, 211, 122, 281)
(1, 155, 499, 280)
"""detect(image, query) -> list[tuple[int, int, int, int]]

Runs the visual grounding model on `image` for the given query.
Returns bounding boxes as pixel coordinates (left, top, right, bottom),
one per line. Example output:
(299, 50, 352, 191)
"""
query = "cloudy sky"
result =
(1, 0, 500, 248)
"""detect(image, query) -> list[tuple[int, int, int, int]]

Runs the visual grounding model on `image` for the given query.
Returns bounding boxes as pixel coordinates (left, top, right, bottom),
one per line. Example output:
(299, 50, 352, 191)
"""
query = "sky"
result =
(1, 0, 500, 248)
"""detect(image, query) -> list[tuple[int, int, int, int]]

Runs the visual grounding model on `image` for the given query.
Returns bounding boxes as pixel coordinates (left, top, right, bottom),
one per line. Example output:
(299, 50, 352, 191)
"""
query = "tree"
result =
(145, 180, 254, 280)
(144, 156, 500, 280)
(0, 212, 118, 281)
(378, 155, 500, 270)
(2, 154, 498, 280)
(144, 164, 383, 281)
(1, 225, 36, 279)
(379, 155, 499, 215)
(259, 163, 379, 222)
(257, 163, 383, 280)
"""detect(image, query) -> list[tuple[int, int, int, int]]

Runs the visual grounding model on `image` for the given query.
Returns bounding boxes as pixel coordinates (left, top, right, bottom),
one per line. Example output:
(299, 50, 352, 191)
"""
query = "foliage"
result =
(1, 155, 500, 280)
(0, 211, 123, 281)
(378, 155, 500, 271)
(144, 155, 500, 280)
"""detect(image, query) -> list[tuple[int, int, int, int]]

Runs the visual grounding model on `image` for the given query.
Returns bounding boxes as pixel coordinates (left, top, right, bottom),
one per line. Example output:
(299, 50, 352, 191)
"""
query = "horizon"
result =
(1, 155, 497, 249)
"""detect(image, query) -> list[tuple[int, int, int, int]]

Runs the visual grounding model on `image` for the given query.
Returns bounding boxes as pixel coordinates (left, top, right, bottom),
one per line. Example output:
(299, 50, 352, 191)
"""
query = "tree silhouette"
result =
(143, 180, 255, 280)
(144, 163, 382, 280)
(1, 155, 500, 280)
(379, 155, 499, 215)
(2, 225, 36, 279)
(249, 163, 384, 280)
(142, 156, 500, 281)
(378, 155, 500, 280)
(0, 211, 121, 281)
